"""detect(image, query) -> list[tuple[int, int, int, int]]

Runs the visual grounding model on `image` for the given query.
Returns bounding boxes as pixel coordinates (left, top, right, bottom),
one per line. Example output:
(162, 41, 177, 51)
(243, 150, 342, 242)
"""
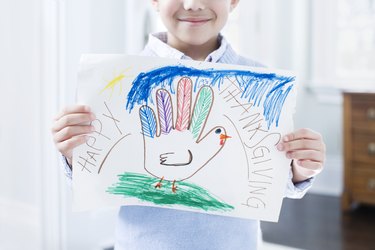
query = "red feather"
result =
(175, 77, 192, 131)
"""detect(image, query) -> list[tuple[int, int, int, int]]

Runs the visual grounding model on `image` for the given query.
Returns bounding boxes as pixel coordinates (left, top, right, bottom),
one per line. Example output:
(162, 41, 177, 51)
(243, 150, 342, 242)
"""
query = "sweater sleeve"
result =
(284, 168, 314, 199)
(60, 154, 73, 185)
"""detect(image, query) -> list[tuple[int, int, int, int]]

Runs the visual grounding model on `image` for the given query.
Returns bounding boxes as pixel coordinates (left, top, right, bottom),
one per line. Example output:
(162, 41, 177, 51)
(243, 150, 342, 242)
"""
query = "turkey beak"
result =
(220, 134, 231, 145)
(220, 134, 231, 140)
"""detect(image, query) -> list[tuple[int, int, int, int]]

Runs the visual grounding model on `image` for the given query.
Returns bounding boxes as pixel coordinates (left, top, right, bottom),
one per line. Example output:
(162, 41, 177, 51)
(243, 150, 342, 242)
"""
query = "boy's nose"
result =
(183, 0, 205, 11)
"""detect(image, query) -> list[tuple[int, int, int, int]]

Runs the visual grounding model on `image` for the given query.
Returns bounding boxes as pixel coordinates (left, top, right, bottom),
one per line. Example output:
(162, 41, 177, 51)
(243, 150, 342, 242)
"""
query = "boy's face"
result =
(152, 0, 239, 48)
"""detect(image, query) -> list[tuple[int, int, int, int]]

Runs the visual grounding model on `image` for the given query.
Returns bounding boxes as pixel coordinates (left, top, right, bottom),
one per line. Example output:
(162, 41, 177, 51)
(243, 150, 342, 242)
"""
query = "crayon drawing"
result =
(107, 172, 234, 212)
(73, 55, 297, 222)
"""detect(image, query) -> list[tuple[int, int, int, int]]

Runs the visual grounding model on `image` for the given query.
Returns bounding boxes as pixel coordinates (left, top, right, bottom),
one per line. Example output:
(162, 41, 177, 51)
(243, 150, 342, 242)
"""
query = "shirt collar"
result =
(146, 32, 228, 63)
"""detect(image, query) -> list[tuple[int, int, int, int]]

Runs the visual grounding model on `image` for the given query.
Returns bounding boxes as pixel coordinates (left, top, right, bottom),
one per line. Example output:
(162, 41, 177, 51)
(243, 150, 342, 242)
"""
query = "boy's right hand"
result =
(51, 105, 96, 167)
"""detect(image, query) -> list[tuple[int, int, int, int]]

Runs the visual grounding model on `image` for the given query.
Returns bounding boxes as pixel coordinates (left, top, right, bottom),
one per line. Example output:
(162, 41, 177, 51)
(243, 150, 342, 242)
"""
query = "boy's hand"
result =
(277, 128, 326, 183)
(51, 105, 96, 167)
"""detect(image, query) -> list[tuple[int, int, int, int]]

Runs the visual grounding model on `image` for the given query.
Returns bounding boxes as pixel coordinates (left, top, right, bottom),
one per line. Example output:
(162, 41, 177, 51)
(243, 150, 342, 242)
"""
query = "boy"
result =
(52, 0, 326, 249)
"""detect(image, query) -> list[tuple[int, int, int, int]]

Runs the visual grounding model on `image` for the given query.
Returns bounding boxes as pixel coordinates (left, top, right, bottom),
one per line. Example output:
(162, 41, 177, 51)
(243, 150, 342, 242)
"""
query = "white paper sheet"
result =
(73, 55, 297, 222)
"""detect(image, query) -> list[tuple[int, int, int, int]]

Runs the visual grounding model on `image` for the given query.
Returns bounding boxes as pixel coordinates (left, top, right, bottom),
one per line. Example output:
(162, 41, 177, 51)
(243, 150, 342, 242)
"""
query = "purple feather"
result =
(157, 89, 173, 134)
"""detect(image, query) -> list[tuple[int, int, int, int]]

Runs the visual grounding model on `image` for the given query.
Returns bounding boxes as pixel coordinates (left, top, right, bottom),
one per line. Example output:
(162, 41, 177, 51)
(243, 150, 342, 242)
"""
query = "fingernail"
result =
(286, 153, 292, 159)
(283, 136, 289, 142)
(277, 144, 284, 151)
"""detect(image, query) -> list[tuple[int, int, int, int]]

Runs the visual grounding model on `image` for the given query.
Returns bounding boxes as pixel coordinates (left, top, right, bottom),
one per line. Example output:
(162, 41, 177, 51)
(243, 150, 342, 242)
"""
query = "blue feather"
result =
(139, 106, 157, 138)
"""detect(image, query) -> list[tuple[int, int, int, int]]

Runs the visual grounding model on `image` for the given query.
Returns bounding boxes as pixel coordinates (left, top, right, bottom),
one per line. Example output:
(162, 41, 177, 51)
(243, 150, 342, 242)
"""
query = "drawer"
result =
(352, 133, 375, 163)
(351, 168, 375, 204)
(351, 95, 375, 131)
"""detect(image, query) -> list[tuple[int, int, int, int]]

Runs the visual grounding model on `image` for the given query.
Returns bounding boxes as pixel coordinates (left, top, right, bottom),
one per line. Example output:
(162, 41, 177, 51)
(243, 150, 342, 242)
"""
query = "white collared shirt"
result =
(141, 32, 262, 66)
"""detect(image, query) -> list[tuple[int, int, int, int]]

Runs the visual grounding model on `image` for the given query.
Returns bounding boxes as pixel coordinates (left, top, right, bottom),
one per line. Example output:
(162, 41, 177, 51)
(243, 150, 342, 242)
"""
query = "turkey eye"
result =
(215, 128, 222, 134)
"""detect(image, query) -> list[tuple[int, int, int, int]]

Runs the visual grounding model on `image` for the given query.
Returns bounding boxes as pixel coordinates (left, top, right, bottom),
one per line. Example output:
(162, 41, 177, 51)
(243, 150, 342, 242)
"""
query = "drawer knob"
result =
(369, 143, 375, 155)
(367, 108, 375, 120)
(369, 179, 375, 190)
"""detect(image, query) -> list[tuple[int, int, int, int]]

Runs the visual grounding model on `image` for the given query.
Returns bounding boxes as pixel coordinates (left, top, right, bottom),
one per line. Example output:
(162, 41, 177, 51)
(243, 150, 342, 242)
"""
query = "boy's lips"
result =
(177, 17, 212, 25)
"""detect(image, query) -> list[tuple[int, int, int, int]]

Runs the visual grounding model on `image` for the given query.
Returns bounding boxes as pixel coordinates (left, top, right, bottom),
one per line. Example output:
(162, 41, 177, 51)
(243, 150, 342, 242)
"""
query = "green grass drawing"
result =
(106, 172, 234, 212)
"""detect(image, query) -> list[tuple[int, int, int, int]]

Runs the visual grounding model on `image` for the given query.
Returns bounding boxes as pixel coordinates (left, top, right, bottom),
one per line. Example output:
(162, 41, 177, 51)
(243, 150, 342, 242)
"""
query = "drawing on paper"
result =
(139, 78, 230, 191)
(100, 68, 132, 97)
(125, 65, 294, 129)
(106, 77, 233, 212)
(107, 172, 234, 211)
(74, 55, 297, 222)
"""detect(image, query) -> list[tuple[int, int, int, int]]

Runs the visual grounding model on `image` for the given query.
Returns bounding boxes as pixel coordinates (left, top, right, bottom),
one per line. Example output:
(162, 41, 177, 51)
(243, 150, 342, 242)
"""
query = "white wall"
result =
(1, 0, 51, 249)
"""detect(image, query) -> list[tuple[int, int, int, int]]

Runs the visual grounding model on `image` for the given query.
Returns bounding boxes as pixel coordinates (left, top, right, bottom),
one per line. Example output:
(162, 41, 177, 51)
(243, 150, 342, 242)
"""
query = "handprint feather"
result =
(190, 86, 213, 140)
(157, 89, 173, 134)
(139, 83, 230, 185)
(139, 106, 157, 138)
(176, 77, 192, 131)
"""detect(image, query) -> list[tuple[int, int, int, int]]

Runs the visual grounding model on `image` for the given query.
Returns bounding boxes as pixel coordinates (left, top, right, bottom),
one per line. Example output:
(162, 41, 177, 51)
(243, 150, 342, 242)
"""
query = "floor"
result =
(261, 193, 375, 250)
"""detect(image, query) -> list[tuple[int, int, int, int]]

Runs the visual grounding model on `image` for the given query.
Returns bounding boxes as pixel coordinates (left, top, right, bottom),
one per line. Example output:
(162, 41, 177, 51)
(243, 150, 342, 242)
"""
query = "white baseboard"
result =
(261, 242, 303, 250)
(308, 154, 343, 197)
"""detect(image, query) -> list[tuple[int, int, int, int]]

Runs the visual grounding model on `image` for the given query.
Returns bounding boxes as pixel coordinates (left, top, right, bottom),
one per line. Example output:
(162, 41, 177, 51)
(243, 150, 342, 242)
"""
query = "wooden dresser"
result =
(342, 92, 375, 210)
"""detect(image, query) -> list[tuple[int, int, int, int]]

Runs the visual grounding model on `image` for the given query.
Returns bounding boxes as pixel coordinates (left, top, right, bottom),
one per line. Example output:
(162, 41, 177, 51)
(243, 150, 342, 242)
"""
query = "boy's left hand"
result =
(277, 128, 326, 183)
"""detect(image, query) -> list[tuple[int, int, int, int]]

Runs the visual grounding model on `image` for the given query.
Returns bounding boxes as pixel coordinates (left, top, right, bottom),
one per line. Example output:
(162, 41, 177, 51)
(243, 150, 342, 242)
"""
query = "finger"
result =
(156, 89, 173, 135)
(283, 128, 322, 142)
(54, 125, 94, 143)
(175, 77, 192, 131)
(139, 105, 157, 138)
(295, 159, 323, 172)
(277, 139, 324, 152)
(52, 113, 96, 132)
(286, 150, 325, 163)
(55, 105, 92, 120)
(190, 86, 213, 139)
(56, 135, 88, 159)
(292, 160, 323, 181)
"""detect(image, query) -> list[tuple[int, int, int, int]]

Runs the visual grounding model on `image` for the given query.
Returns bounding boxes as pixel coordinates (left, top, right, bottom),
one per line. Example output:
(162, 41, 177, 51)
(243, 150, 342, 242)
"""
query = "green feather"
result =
(190, 87, 213, 139)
